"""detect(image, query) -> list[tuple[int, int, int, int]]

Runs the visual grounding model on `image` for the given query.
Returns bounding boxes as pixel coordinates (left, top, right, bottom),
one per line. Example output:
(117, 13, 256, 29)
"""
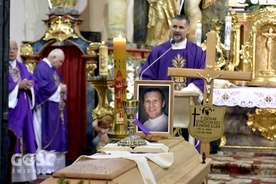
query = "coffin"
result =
(41, 137, 212, 184)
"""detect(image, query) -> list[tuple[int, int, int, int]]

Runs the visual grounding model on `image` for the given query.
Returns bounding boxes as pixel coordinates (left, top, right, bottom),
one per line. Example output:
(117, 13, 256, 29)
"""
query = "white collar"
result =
(43, 58, 53, 68)
(9, 60, 17, 68)
(172, 39, 187, 50)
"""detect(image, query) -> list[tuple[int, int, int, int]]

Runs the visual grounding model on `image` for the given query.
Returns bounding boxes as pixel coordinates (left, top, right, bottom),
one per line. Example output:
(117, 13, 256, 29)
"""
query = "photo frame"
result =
(134, 80, 174, 137)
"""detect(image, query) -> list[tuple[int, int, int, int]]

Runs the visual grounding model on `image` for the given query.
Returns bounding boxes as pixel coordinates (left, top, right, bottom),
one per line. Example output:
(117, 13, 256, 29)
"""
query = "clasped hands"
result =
(19, 79, 33, 90)
(60, 83, 67, 93)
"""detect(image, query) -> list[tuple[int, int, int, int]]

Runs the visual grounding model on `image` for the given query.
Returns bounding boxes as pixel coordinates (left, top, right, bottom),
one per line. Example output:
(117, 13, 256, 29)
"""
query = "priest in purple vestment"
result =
(33, 48, 68, 175)
(9, 40, 38, 182)
(139, 15, 205, 152)
(140, 14, 206, 98)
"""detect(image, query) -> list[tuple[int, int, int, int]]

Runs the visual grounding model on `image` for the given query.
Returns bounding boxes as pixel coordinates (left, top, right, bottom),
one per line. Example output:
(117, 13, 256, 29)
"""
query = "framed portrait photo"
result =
(134, 80, 174, 137)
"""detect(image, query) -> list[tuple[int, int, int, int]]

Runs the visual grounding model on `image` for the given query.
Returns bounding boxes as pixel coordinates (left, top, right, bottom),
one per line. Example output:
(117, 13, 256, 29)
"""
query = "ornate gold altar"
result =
(208, 6, 276, 146)
(234, 7, 276, 142)
(237, 6, 276, 86)
(20, 14, 99, 71)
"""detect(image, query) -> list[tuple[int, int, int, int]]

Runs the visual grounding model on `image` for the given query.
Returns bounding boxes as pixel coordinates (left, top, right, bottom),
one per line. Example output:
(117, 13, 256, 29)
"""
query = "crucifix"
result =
(168, 31, 252, 157)
(262, 28, 276, 71)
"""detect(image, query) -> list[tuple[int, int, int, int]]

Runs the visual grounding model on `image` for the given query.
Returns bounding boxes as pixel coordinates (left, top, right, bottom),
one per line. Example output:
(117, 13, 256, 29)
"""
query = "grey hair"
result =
(48, 48, 65, 57)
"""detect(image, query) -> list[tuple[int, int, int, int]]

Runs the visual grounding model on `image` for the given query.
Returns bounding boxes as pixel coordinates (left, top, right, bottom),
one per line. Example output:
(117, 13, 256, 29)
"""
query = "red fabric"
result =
(43, 46, 87, 162)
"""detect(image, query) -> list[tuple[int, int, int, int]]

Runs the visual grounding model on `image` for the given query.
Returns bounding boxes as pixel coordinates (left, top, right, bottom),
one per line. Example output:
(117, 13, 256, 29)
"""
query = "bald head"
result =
(47, 49, 65, 69)
(9, 40, 19, 61)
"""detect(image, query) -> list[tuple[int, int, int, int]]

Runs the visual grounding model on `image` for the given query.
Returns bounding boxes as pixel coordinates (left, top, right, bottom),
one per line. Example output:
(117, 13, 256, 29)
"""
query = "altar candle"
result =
(195, 20, 202, 46)
(99, 41, 109, 76)
(113, 35, 127, 60)
(48, 0, 52, 9)
(224, 14, 232, 51)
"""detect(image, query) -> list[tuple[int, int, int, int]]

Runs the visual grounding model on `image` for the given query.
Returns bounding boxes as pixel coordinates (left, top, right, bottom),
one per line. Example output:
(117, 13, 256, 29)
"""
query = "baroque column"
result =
(108, 0, 127, 40)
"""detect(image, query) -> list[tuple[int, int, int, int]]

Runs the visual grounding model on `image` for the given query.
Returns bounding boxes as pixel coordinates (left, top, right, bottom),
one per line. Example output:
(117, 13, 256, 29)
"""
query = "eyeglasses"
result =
(10, 47, 18, 51)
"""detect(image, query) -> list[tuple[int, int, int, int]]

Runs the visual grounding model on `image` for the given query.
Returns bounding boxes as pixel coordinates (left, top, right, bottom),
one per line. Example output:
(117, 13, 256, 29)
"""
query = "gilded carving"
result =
(26, 63, 36, 74)
(43, 16, 78, 42)
(239, 6, 276, 86)
(201, 19, 227, 71)
(20, 44, 34, 55)
(87, 42, 99, 56)
(247, 108, 276, 140)
(240, 43, 252, 69)
(86, 63, 97, 78)
(50, 0, 79, 10)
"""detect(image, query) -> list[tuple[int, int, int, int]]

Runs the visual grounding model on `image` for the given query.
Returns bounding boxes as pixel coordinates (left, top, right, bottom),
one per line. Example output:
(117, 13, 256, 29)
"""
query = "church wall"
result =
(10, 0, 230, 49)
(10, 0, 25, 49)
(24, 0, 48, 42)
(10, 0, 48, 61)
(79, 0, 108, 41)
(10, 0, 135, 48)
(10, 0, 231, 47)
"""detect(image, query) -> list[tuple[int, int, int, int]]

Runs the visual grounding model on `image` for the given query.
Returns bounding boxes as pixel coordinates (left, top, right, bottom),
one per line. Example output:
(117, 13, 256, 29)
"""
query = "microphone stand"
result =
(139, 40, 175, 80)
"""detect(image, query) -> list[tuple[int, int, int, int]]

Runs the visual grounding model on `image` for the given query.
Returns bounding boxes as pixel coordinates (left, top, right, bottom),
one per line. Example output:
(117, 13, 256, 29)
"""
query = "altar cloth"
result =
(213, 87, 276, 108)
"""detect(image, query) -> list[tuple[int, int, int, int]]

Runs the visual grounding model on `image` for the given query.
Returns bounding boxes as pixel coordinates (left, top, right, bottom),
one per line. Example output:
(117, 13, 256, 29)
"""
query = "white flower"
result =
(266, 0, 275, 4)
(258, 0, 266, 4)
(109, 101, 114, 108)
(238, 0, 246, 3)
(250, 0, 259, 4)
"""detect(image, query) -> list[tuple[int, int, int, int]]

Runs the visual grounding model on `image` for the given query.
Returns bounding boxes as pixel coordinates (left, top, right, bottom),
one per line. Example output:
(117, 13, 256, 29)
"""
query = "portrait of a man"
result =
(141, 87, 168, 132)
(135, 80, 173, 136)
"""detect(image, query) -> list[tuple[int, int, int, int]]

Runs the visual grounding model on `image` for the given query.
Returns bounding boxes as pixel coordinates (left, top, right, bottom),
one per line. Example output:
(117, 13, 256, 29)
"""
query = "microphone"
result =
(139, 39, 175, 80)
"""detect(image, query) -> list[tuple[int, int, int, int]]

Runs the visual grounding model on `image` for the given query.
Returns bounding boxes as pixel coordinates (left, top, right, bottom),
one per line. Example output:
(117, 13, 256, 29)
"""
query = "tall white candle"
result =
(195, 20, 202, 46)
(224, 15, 232, 51)
(99, 41, 109, 76)
(48, 0, 52, 9)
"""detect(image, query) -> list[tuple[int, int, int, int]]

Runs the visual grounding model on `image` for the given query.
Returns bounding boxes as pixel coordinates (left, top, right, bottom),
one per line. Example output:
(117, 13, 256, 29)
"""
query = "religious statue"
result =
(263, 28, 275, 51)
(50, 0, 79, 10)
(198, 73, 221, 103)
(184, 0, 202, 41)
(145, 0, 178, 47)
(262, 28, 276, 71)
(145, 0, 217, 46)
(201, 0, 217, 9)
(184, 0, 217, 41)
(92, 106, 114, 149)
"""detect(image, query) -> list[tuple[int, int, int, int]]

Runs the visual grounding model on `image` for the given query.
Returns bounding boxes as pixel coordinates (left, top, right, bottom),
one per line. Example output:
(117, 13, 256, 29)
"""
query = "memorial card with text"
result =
(188, 105, 226, 143)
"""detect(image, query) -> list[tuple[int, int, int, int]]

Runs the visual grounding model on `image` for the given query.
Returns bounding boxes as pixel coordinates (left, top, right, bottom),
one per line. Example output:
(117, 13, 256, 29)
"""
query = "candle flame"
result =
(118, 34, 122, 38)
(101, 41, 105, 45)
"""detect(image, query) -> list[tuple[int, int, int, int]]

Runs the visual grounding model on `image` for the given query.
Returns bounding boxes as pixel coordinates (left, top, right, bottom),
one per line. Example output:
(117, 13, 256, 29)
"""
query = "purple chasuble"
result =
(9, 60, 37, 154)
(140, 40, 206, 92)
(33, 59, 68, 152)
